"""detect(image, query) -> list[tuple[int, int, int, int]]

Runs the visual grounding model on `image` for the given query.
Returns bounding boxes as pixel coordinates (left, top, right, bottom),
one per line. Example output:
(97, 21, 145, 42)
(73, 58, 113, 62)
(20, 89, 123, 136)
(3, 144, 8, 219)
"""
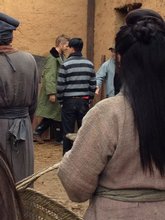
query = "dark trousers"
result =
(34, 118, 63, 142)
(62, 98, 89, 155)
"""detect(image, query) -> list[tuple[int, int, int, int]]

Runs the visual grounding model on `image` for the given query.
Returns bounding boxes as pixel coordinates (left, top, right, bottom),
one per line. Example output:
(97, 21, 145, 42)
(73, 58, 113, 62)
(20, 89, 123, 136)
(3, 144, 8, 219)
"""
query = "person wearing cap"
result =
(95, 47, 116, 98)
(0, 12, 39, 182)
(58, 9, 165, 219)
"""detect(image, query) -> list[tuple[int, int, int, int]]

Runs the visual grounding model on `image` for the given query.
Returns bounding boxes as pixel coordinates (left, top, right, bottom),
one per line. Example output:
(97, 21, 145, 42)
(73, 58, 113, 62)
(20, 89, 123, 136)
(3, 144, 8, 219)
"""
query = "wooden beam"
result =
(87, 0, 95, 62)
(115, 3, 142, 15)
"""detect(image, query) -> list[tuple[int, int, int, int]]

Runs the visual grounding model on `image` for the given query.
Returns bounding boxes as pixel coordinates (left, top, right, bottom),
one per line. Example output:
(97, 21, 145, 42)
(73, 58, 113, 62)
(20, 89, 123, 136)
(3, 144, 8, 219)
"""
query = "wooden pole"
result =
(87, 0, 95, 62)
(100, 55, 106, 100)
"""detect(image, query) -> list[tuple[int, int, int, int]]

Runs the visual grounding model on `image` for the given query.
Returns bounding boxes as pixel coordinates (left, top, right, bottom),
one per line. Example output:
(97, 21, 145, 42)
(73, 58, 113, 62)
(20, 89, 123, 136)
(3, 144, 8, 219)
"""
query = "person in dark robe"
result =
(0, 12, 38, 182)
(0, 146, 23, 220)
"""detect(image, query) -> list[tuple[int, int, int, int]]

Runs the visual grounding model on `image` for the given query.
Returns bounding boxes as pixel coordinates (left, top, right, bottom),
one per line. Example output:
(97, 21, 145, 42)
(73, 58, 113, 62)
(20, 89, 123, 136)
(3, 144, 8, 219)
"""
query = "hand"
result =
(95, 86, 100, 95)
(49, 94, 56, 103)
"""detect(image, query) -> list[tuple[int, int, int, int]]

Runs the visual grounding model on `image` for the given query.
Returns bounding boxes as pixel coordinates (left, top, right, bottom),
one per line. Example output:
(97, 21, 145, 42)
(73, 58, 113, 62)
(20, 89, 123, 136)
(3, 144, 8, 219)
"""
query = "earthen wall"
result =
(0, 0, 87, 56)
(0, 0, 165, 68)
(94, 0, 165, 68)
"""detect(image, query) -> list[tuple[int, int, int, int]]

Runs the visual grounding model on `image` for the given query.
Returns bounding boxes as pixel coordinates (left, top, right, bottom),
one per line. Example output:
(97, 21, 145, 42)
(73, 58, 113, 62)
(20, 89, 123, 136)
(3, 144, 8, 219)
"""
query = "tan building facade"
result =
(95, 0, 165, 68)
(1, 0, 165, 69)
(1, 0, 87, 56)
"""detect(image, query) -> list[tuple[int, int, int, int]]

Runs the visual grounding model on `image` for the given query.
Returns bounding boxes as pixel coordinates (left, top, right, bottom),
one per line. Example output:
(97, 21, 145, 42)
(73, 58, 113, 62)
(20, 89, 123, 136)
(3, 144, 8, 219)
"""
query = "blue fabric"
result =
(96, 58, 115, 97)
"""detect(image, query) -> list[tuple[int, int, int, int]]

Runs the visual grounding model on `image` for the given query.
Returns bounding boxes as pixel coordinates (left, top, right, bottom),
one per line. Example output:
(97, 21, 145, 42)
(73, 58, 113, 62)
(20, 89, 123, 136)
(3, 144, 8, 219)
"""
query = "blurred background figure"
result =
(95, 47, 116, 98)
(95, 46, 122, 99)
(33, 34, 70, 144)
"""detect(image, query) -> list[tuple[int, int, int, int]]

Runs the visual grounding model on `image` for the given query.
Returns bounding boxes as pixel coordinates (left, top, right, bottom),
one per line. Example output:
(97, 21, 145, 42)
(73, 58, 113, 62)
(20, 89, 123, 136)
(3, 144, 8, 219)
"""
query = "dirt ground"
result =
(34, 141, 88, 219)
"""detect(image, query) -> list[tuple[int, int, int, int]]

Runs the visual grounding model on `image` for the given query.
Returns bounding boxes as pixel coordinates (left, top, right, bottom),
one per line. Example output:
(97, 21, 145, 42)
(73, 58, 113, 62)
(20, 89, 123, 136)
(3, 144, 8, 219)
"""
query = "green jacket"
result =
(36, 48, 62, 121)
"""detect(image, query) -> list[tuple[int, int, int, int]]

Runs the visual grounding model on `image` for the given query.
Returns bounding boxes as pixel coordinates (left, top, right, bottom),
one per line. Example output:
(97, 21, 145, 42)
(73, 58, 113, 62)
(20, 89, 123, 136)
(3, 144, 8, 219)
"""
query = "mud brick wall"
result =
(0, 0, 164, 67)
(0, 0, 87, 57)
(94, 0, 165, 69)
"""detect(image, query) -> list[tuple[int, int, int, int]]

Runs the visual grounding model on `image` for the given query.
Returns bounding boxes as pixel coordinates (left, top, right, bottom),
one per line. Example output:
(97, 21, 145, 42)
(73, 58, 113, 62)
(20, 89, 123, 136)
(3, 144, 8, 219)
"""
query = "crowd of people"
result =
(34, 39, 118, 154)
(0, 7, 165, 220)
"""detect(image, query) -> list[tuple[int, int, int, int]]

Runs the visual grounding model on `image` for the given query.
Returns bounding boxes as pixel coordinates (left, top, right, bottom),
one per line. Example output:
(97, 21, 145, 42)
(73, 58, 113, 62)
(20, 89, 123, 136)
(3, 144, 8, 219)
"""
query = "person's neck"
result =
(0, 44, 17, 53)
(68, 51, 82, 58)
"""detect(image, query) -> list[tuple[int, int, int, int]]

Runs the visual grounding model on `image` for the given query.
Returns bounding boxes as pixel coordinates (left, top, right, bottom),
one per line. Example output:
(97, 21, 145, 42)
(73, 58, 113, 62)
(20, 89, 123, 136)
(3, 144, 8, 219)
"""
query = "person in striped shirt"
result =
(57, 38, 96, 154)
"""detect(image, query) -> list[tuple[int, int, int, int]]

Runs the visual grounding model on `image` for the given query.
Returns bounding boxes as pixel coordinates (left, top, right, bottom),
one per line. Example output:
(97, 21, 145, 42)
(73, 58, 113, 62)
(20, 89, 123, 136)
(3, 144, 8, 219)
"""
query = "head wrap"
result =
(0, 12, 20, 44)
(126, 9, 164, 25)
(115, 9, 165, 55)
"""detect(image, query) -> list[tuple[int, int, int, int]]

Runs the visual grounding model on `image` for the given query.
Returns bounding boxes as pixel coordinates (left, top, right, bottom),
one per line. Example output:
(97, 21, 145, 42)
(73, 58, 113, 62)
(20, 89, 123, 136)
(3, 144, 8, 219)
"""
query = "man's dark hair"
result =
(68, 38, 83, 52)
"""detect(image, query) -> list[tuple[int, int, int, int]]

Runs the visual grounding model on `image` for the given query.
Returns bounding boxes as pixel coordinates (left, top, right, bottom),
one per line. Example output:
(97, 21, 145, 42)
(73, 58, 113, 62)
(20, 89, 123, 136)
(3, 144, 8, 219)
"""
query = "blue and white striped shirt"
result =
(57, 53, 96, 104)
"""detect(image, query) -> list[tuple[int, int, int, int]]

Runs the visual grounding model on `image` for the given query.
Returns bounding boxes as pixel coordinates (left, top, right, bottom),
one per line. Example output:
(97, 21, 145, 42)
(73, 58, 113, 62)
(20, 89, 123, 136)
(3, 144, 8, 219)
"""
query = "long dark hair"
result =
(115, 9, 165, 176)
(0, 147, 23, 219)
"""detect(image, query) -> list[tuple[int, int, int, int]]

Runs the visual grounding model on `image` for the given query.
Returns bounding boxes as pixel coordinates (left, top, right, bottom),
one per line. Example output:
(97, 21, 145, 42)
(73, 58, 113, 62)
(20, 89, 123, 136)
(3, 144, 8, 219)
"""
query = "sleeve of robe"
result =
(28, 55, 39, 122)
(57, 99, 118, 202)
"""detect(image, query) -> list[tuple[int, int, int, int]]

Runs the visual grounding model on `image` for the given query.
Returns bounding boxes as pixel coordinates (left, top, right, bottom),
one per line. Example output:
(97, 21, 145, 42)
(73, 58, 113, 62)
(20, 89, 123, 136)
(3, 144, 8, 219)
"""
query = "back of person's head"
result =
(115, 9, 165, 176)
(55, 34, 70, 47)
(68, 38, 83, 52)
(0, 12, 19, 45)
(116, 9, 165, 56)
(0, 147, 23, 219)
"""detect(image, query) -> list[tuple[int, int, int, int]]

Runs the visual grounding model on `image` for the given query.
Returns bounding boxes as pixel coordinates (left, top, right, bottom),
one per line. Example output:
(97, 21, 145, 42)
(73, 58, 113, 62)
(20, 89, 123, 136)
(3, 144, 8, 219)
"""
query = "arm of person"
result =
(89, 65, 96, 102)
(96, 61, 108, 90)
(44, 55, 57, 100)
(57, 64, 66, 105)
(58, 100, 117, 202)
(95, 85, 100, 95)
(28, 55, 39, 122)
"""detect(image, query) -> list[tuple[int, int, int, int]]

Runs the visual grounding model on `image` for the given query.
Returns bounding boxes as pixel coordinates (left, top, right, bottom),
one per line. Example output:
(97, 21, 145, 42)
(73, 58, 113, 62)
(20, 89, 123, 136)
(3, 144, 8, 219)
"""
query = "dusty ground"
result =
(34, 141, 88, 219)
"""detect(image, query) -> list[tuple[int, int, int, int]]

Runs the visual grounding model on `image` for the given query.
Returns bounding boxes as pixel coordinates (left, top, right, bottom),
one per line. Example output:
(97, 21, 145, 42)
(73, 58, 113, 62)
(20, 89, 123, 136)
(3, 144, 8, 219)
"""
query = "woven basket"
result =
(19, 188, 82, 220)
(16, 163, 83, 220)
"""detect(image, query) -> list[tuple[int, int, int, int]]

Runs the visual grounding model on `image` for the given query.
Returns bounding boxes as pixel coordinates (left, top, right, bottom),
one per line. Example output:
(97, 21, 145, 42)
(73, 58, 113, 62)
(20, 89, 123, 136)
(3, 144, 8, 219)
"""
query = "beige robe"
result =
(0, 51, 38, 182)
(58, 93, 165, 220)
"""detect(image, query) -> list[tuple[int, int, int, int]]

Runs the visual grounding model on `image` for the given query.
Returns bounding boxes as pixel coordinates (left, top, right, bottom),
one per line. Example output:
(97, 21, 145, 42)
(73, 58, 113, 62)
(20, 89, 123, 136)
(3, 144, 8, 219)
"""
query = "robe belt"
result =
(0, 107, 29, 146)
(95, 186, 165, 202)
(0, 107, 29, 119)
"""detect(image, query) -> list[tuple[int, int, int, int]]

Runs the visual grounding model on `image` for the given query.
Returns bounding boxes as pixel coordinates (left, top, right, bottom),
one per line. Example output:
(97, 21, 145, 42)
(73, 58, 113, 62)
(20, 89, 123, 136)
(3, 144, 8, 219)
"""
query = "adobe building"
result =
(1, 0, 165, 70)
(94, 0, 165, 68)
